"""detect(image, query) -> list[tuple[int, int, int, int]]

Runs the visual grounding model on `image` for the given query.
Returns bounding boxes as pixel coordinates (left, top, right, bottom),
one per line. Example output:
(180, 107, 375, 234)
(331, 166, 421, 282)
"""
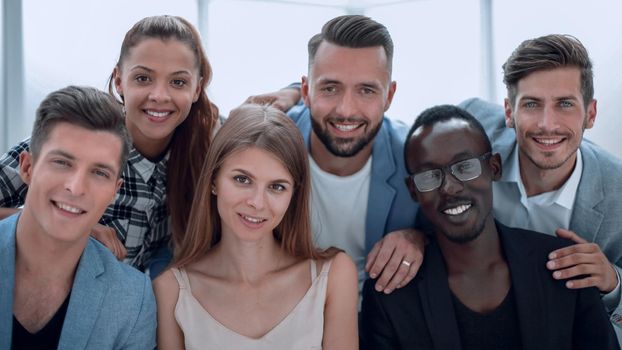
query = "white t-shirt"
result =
(309, 155, 371, 293)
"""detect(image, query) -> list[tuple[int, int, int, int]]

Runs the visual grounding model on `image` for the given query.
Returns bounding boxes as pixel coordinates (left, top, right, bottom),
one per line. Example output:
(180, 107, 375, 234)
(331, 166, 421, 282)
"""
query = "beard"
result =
(310, 116, 382, 157)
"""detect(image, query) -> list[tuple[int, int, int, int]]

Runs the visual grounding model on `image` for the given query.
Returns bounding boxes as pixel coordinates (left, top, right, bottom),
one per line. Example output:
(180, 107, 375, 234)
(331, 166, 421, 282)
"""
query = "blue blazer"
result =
(288, 104, 419, 253)
(0, 214, 156, 349)
(361, 222, 619, 349)
(461, 97, 622, 339)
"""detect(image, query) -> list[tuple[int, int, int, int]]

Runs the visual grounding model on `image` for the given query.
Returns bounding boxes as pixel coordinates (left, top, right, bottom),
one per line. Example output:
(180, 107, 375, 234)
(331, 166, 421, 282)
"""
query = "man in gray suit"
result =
(0, 86, 155, 349)
(461, 34, 622, 338)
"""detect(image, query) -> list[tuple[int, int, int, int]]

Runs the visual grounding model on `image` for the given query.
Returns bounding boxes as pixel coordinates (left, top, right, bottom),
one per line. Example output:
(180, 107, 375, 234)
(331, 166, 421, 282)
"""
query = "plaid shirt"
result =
(0, 139, 170, 271)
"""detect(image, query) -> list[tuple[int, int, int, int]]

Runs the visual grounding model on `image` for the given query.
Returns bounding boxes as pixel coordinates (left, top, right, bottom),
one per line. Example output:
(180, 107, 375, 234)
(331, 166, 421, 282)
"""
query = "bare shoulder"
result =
(328, 252, 356, 275)
(152, 269, 180, 302)
(326, 252, 358, 290)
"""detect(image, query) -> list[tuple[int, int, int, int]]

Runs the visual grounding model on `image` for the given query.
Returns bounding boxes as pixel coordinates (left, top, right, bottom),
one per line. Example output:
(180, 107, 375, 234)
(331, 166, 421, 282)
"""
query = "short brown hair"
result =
(503, 34, 593, 108)
(308, 15, 394, 74)
(31, 86, 130, 175)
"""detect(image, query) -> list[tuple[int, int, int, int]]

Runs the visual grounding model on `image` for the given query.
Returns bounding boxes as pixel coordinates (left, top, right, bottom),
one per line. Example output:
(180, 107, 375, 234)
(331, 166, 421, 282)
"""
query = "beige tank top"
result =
(171, 259, 332, 349)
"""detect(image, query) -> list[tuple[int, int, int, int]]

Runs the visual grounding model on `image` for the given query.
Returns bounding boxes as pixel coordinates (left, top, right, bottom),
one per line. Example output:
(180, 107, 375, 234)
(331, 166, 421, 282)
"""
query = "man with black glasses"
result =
(361, 105, 618, 349)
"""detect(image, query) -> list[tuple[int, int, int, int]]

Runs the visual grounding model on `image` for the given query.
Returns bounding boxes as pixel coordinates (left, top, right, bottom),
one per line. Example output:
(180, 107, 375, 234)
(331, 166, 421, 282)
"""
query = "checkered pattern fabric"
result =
(0, 139, 170, 271)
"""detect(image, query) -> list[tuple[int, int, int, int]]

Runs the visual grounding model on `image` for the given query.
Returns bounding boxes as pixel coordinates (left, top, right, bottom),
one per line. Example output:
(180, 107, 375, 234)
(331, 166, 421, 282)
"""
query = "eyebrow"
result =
(129, 65, 192, 76)
(232, 168, 293, 185)
(48, 149, 119, 174)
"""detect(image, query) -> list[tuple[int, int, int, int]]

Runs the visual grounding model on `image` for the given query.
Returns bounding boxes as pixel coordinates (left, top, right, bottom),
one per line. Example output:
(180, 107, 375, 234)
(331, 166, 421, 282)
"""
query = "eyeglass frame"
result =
(406, 152, 492, 193)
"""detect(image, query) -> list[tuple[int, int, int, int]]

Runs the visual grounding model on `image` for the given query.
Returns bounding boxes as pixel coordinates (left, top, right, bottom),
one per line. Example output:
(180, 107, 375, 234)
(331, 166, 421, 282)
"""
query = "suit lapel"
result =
(364, 122, 396, 253)
(418, 242, 462, 350)
(0, 215, 18, 350)
(499, 223, 547, 349)
(57, 240, 105, 350)
(569, 144, 604, 243)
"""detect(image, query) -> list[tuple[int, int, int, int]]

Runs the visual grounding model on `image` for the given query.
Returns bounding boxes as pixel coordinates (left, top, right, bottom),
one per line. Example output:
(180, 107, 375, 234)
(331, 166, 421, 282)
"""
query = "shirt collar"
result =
(127, 147, 170, 183)
(502, 144, 582, 210)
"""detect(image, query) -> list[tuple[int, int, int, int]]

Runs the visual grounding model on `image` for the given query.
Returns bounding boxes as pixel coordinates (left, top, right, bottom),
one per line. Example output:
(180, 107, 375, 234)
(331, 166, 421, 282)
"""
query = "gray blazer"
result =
(0, 214, 156, 349)
(461, 97, 622, 338)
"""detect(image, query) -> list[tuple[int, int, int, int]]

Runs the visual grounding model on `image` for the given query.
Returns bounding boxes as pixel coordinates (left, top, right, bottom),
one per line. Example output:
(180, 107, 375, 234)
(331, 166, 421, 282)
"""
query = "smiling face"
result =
(19, 122, 123, 244)
(406, 120, 500, 244)
(213, 147, 295, 244)
(505, 67, 596, 172)
(302, 41, 396, 158)
(114, 38, 202, 155)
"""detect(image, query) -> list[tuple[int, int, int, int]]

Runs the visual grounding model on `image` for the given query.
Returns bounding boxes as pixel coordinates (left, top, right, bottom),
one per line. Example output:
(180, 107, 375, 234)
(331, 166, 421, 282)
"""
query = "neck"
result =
(126, 118, 172, 161)
(437, 217, 504, 274)
(519, 151, 577, 197)
(309, 132, 372, 176)
(211, 233, 292, 285)
(15, 212, 85, 284)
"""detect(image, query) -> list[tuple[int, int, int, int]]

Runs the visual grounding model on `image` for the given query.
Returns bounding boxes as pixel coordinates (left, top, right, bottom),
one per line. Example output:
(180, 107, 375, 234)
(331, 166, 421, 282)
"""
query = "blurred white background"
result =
(2, 0, 621, 157)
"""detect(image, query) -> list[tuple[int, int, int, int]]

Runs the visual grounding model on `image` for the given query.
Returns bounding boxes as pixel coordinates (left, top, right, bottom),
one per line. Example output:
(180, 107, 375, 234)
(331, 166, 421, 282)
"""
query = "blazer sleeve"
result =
(573, 286, 620, 349)
(361, 279, 400, 350)
(122, 275, 157, 350)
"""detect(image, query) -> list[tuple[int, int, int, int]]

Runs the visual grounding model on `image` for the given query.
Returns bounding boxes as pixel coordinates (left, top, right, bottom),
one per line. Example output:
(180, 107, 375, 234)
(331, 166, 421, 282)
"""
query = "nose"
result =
(246, 187, 265, 210)
(439, 171, 464, 196)
(148, 81, 172, 103)
(65, 170, 87, 196)
(538, 105, 560, 131)
(335, 90, 357, 118)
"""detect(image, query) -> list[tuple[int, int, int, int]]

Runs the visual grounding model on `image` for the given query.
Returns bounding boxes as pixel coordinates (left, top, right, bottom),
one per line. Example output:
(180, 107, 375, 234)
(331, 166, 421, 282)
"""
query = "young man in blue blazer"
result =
(0, 86, 156, 349)
(460, 34, 622, 342)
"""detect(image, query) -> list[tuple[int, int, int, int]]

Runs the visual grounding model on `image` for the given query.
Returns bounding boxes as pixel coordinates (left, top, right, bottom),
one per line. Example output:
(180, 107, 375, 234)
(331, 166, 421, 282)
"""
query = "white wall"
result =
(11, 0, 622, 158)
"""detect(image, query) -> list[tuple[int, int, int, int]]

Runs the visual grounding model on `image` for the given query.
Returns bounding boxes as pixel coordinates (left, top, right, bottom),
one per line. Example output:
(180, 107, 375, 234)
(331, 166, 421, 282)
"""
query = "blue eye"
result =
(559, 100, 574, 108)
(52, 159, 70, 167)
(93, 169, 111, 179)
(524, 101, 537, 108)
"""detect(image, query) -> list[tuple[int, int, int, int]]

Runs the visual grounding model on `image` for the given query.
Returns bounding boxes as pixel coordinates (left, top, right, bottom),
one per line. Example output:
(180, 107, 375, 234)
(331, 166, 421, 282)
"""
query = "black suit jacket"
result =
(361, 222, 619, 349)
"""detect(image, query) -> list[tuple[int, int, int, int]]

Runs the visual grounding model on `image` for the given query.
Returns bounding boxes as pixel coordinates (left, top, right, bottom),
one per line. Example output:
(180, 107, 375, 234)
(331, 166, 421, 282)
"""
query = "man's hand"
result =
(244, 87, 301, 112)
(547, 228, 618, 293)
(365, 228, 425, 294)
(91, 223, 127, 261)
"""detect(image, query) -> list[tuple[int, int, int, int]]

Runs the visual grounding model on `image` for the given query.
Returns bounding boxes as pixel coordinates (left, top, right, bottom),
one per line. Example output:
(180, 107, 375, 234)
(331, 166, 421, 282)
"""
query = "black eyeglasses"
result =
(408, 153, 492, 192)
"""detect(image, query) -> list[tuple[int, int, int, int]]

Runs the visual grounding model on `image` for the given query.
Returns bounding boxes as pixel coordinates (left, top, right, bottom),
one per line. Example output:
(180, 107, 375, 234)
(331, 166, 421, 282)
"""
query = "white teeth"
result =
(443, 204, 471, 216)
(534, 138, 562, 145)
(145, 110, 171, 118)
(334, 124, 359, 132)
(242, 215, 264, 223)
(55, 202, 83, 214)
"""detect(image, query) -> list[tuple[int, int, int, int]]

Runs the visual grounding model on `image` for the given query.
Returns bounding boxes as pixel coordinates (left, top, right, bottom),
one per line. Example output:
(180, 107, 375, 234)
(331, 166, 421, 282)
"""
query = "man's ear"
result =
(585, 99, 597, 129)
(489, 153, 502, 181)
(111, 178, 123, 204)
(19, 151, 34, 185)
(301, 75, 310, 107)
(504, 98, 515, 128)
(405, 176, 419, 202)
(384, 81, 397, 112)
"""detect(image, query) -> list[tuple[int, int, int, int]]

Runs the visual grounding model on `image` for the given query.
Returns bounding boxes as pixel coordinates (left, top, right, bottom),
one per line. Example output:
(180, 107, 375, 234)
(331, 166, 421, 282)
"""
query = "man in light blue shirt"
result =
(461, 34, 622, 341)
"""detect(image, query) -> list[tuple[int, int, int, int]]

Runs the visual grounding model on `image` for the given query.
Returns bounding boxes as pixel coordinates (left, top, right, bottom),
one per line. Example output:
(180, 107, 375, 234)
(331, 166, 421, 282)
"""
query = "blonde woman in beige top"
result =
(153, 104, 358, 349)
